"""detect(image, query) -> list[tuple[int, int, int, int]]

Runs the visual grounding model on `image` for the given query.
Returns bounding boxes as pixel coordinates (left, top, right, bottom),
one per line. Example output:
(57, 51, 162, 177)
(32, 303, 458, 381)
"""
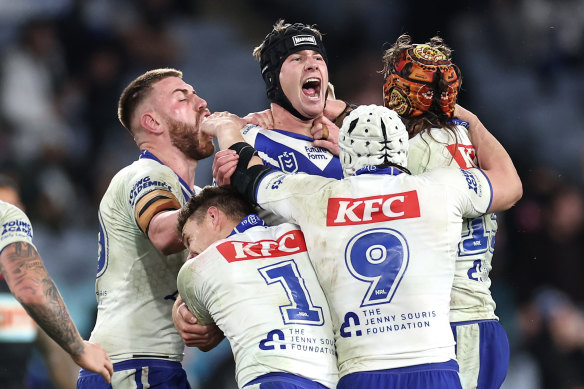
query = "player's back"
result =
(90, 159, 187, 362)
(409, 126, 498, 322)
(178, 222, 338, 388)
(254, 166, 491, 377)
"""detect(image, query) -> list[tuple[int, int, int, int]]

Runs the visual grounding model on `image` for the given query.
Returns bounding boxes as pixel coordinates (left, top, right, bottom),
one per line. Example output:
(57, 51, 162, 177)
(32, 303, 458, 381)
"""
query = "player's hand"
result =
(244, 109, 274, 129)
(453, 104, 478, 126)
(201, 111, 246, 137)
(173, 296, 225, 351)
(213, 149, 238, 186)
(311, 115, 340, 156)
(71, 341, 114, 384)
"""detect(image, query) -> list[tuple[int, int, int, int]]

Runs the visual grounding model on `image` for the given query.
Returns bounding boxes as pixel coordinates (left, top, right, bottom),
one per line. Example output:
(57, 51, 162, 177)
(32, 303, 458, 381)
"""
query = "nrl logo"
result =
(278, 152, 298, 173)
(292, 35, 316, 46)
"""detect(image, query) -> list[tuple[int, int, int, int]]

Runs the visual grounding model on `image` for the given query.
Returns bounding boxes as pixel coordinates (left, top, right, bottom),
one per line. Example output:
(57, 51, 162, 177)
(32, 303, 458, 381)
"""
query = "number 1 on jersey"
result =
(258, 260, 324, 326)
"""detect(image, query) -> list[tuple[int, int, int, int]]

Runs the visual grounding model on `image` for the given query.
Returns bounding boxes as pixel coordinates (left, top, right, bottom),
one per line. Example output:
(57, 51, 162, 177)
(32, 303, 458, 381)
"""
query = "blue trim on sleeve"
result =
(476, 168, 493, 212)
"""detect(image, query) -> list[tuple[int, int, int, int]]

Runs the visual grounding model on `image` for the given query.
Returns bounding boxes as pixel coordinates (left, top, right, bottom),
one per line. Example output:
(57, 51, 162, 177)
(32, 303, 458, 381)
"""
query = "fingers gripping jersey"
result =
(253, 168, 492, 378)
(177, 222, 338, 388)
(90, 156, 194, 363)
(408, 126, 498, 322)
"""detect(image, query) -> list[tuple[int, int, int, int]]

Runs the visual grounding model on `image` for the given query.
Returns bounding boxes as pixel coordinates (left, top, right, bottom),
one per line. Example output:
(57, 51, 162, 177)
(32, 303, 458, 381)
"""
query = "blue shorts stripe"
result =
(337, 360, 462, 389)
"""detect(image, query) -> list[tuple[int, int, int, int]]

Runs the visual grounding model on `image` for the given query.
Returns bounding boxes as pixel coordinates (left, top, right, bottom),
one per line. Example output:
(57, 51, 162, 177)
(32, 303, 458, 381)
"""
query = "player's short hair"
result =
(118, 68, 183, 134)
(381, 34, 462, 138)
(177, 186, 255, 237)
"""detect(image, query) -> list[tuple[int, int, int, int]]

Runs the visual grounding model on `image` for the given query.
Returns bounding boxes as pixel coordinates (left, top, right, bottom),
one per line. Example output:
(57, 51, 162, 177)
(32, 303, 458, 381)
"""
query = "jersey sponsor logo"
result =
(461, 169, 479, 194)
(1, 220, 32, 238)
(128, 176, 173, 206)
(304, 146, 329, 161)
(446, 144, 477, 169)
(278, 152, 299, 173)
(217, 230, 307, 262)
(327, 191, 420, 226)
(292, 35, 317, 46)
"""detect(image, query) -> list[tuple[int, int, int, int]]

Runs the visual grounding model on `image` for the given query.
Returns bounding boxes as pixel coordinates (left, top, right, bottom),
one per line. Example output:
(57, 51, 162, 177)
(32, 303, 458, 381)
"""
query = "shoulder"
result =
(0, 201, 28, 224)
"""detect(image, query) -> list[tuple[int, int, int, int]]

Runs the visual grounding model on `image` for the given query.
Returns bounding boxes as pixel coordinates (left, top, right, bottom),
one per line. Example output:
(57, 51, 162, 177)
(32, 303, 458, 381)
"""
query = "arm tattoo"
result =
(0, 242, 85, 357)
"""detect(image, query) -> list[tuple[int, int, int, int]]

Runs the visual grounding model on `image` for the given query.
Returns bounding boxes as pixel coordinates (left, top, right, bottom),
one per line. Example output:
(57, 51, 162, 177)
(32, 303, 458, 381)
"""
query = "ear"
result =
(140, 112, 164, 135)
(207, 206, 221, 230)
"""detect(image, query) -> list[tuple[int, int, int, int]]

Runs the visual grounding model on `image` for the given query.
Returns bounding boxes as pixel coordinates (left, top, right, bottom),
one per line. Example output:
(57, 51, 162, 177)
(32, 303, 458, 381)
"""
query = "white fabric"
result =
(408, 126, 498, 322)
(0, 201, 35, 252)
(89, 158, 190, 363)
(178, 223, 339, 388)
(254, 166, 492, 378)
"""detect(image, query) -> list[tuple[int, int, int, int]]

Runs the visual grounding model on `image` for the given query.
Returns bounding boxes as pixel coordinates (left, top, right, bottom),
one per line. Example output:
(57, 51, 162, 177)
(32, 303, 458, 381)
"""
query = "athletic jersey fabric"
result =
(241, 124, 342, 179)
(408, 125, 498, 322)
(89, 151, 195, 363)
(178, 217, 338, 388)
(252, 166, 492, 378)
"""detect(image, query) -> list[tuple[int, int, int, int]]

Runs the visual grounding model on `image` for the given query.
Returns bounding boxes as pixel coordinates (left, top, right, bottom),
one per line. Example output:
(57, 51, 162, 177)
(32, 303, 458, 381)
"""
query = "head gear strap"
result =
(383, 44, 459, 118)
(260, 23, 328, 121)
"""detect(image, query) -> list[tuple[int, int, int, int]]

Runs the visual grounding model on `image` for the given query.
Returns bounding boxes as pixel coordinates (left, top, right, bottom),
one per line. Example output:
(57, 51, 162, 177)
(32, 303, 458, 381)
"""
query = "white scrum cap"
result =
(338, 104, 408, 177)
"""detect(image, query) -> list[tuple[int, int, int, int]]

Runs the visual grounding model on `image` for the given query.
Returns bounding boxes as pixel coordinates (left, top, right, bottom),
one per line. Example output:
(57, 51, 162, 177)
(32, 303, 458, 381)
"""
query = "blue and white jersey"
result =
(408, 126, 498, 322)
(178, 218, 338, 388)
(90, 151, 196, 363)
(252, 166, 492, 378)
(241, 124, 343, 179)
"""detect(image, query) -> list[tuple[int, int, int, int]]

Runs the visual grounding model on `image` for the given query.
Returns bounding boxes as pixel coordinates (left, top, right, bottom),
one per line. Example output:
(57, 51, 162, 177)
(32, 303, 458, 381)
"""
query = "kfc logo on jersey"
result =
(217, 229, 307, 262)
(327, 191, 420, 226)
(446, 144, 477, 169)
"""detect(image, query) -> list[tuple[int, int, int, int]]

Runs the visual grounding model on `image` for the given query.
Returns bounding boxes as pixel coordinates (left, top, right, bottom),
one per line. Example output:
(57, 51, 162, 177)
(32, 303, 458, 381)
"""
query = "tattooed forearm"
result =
(0, 242, 84, 357)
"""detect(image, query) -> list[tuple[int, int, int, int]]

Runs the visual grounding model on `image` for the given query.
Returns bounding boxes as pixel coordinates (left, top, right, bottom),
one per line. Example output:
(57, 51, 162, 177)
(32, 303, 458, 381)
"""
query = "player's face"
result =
(279, 49, 328, 119)
(166, 114, 215, 161)
(153, 77, 215, 160)
(182, 217, 221, 257)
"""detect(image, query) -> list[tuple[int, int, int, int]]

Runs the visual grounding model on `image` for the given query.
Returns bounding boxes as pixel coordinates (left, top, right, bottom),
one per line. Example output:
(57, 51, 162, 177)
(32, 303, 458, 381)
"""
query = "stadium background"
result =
(0, 0, 583, 388)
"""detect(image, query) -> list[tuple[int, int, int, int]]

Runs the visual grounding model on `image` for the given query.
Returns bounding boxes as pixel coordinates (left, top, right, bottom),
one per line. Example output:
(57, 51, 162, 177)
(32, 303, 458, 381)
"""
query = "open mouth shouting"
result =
(302, 78, 322, 100)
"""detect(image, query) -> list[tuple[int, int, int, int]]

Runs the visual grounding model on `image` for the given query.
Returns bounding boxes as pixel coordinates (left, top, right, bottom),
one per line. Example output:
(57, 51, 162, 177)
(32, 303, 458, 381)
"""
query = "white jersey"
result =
(254, 166, 492, 377)
(178, 219, 338, 388)
(408, 126, 498, 322)
(90, 152, 195, 363)
(0, 201, 34, 252)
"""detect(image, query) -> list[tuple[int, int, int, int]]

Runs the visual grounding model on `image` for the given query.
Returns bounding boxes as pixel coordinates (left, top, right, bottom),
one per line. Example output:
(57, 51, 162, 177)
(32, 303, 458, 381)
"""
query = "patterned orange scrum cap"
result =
(383, 44, 460, 117)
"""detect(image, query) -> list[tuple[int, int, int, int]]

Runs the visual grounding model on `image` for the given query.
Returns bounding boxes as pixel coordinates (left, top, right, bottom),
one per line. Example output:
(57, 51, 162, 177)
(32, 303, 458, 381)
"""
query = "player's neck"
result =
(271, 103, 314, 137)
(140, 144, 197, 187)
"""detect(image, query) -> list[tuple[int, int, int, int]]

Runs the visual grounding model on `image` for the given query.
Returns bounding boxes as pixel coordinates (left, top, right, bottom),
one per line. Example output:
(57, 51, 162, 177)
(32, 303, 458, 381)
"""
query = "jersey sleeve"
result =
(126, 164, 182, 235)
(433, 167, 493, 219)
(0, 202, 35, 253)
(177, 257, 214, 326)
(255, 171, 334, 223)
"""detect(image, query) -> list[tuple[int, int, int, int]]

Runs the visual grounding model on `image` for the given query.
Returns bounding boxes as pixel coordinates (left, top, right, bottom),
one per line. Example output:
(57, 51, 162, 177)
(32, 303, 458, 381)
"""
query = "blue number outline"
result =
(458, 213, 497, 256)
(345, 228, 409, 307)
(258, 259, 324, 326)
